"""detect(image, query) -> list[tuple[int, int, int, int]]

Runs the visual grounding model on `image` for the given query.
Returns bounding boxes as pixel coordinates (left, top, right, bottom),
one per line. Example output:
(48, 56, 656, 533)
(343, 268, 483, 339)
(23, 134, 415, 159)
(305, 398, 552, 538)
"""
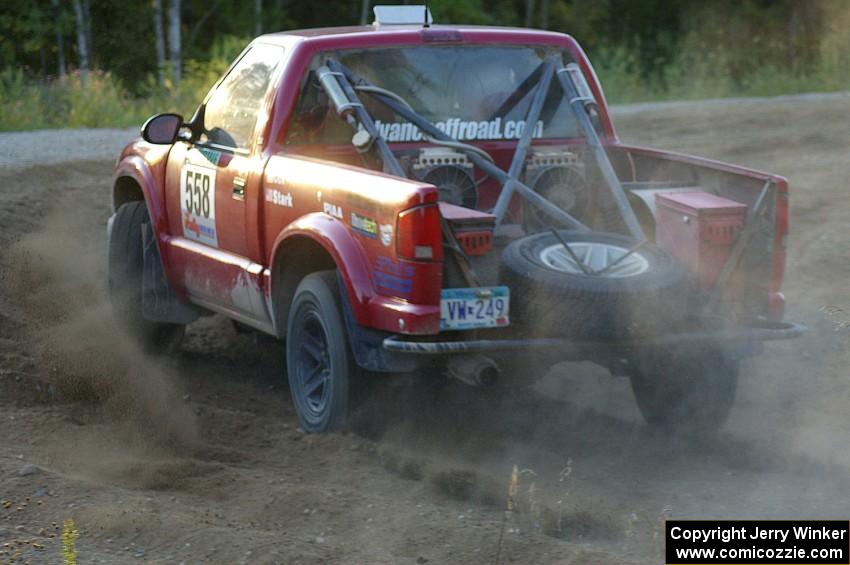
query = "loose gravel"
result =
(0, 127, 136, 168)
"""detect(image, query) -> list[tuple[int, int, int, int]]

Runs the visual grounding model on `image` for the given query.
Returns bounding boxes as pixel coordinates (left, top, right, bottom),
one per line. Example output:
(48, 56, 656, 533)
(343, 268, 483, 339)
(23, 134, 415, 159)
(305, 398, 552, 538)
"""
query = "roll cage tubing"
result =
(321, 56, 645, 240)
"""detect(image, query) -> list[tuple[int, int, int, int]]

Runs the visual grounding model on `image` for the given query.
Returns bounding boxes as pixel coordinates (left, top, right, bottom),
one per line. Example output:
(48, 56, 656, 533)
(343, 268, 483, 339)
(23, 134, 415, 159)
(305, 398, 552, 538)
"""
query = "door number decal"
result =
(180, 162, 218, 247)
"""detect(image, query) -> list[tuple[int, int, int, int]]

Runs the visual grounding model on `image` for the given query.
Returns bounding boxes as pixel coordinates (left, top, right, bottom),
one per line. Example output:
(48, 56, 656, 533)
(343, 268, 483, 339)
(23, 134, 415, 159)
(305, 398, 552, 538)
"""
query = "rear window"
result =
(286, 45, 580, 145)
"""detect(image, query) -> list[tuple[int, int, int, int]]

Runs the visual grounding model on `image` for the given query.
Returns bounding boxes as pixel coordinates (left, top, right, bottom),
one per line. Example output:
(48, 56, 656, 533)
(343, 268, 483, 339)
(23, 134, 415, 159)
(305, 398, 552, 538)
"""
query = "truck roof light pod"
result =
(372, 5, 433, 27)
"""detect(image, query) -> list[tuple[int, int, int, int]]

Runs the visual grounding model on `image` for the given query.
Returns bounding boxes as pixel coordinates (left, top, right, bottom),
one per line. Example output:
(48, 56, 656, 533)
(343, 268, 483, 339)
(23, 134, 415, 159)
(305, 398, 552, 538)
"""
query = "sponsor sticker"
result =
(379, 223, 393, 247)
(180, 162, 218, 247)
(374, 256, 414, 297)
(323, 202, 343, 219)
(374, 117, 544, 143)
(266, 171, 286, 186)
(198, 147, 222, 166)
(351, 212, 378, 238)
(265, 188, 293, 207)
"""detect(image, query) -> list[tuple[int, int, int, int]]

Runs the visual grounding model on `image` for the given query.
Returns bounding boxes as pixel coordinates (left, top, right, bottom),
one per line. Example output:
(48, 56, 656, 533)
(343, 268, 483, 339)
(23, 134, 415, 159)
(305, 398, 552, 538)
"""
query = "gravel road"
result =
(0, 127, 135, 168)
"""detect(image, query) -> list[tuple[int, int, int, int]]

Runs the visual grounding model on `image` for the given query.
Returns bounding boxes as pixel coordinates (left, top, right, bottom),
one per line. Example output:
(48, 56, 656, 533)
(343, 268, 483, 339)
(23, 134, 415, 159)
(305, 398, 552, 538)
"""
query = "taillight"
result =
(397, 204, 443, 261)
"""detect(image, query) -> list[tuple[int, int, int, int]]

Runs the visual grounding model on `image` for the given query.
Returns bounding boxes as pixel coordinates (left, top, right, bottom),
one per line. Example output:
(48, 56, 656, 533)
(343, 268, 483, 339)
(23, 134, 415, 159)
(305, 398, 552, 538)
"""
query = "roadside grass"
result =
(593, 44, 850, 104)
(0, 33, 244, 131)
(0, 59, 228, 131)
(4, 31, 850, 131)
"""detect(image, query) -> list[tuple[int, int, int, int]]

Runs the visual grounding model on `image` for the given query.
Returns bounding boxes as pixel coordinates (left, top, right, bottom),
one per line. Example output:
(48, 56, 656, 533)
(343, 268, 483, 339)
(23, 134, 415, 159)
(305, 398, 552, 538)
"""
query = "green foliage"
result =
(4, 0, 850, 129)
(430, 0, 495, 25)
(0, 61, 224, 130)
(593, 1, 850, 104)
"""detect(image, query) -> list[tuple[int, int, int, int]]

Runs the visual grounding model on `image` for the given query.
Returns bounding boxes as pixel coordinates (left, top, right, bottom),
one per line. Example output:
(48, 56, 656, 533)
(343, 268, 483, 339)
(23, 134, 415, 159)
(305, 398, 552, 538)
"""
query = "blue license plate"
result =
(439, 287, 510, 331)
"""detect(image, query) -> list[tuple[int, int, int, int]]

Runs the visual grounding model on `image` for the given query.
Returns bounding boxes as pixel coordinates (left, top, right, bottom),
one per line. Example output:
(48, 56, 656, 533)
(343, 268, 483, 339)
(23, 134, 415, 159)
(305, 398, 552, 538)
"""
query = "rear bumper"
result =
(382, 320, 804, 357)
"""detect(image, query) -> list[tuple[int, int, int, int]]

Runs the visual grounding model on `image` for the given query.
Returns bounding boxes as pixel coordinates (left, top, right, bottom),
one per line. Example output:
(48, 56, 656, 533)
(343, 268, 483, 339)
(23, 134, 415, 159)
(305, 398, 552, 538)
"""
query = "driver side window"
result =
(203, 43, 284, 150)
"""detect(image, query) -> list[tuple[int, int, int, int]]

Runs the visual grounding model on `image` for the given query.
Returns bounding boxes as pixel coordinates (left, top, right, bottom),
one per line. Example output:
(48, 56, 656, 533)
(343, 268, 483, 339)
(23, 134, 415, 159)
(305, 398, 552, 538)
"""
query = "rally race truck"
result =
(108, 6, 802, 434)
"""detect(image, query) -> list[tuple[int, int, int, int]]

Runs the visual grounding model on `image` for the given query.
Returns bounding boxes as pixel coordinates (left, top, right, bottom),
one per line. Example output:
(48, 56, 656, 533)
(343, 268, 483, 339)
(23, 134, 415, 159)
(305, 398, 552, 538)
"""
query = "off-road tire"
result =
(499, 230, 686, 339)
(286, 271, 354, 433)
(629, 348, 739, 434)
(107, 201, 184, 353)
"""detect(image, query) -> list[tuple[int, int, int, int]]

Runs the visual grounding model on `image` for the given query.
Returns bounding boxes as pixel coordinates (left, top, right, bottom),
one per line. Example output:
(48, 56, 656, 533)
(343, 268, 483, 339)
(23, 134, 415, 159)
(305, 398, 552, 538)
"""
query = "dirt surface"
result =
(0, 128, 136, 168)
(2, 95, 850, 564)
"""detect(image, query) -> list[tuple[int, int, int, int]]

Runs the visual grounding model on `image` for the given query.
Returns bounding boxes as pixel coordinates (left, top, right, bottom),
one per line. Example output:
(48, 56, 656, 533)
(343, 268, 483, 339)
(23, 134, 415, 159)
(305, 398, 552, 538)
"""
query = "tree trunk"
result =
(167, 0, 181, 87)
(153, 0, 166, 87)
(525, 0, 535, 28)
(50, 0, 67, 80)
(359, 0, 370, 25)
(539, 0, 549, 29)
(255, 0, 262, 35)
(72, 0, 89, 86)
(83, 0, 93, 66)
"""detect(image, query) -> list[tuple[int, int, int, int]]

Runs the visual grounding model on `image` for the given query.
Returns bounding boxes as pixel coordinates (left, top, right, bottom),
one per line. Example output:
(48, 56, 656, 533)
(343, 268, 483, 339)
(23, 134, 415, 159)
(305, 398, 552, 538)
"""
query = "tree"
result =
(71, 0, 89, 86)
(525, 0, 535, 28)
(50, 0, 67, 80)
(255, 0, 262, 35)
(167, 0, 181, 86)
(153, 0, 166, 87)
(359, 0, 369, 25)
(83, 0, 93, 65)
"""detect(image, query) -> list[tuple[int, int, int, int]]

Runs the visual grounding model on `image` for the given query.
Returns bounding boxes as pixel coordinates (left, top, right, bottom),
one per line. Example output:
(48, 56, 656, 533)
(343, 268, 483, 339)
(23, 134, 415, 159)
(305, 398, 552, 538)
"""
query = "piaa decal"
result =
(323, 202, 343, 219)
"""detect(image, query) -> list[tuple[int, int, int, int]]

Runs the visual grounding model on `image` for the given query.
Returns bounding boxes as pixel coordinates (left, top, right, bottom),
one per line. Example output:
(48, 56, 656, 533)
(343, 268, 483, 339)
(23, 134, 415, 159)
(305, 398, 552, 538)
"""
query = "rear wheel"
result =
(629, 349, 739, 434)
(107, 201, 184, 353)
(286, 271, 353, 433)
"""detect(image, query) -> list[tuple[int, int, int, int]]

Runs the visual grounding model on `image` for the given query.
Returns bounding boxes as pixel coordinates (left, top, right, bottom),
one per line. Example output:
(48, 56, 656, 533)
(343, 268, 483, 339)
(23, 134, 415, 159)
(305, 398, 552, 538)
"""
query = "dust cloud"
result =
(1, 195, 197, 447)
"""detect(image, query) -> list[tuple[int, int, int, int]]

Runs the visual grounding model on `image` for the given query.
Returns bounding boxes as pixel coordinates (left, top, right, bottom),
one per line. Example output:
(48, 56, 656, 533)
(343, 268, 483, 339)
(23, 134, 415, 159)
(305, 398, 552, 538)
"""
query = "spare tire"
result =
(500, 231, 687, 339)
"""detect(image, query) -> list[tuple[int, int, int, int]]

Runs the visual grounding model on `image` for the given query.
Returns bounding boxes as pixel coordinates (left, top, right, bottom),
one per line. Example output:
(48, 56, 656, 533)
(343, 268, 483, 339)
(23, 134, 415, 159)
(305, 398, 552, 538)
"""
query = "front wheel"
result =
(107, 201, 184, 353)
(629, 349, 739, 434)
(286, 271, 353, 433)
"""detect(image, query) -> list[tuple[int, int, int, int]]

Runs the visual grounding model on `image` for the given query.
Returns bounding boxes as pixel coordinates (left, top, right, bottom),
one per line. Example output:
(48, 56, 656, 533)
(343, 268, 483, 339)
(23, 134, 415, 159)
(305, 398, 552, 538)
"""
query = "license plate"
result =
(440, 287, 510, 331)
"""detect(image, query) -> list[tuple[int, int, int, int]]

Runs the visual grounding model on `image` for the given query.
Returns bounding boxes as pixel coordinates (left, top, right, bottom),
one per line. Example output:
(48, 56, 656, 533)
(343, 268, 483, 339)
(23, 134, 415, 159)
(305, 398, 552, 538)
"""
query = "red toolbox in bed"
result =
(655, 191, 747, 290)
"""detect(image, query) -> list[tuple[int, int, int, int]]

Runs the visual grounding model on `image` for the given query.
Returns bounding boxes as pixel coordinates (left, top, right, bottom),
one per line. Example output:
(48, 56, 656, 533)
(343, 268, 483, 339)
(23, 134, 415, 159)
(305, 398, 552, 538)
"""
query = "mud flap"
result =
(336, 272, 420, 373)
(142, 223, 200, 324)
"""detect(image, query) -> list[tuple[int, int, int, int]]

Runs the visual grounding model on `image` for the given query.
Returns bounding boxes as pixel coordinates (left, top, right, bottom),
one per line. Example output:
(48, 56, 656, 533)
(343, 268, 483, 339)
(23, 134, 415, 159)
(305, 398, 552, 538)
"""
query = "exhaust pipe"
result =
(446, 354, 501, 387)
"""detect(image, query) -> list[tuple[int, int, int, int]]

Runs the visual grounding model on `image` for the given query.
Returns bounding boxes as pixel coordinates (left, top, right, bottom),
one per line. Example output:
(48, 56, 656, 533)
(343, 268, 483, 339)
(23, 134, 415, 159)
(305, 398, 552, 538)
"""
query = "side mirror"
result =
(186, 104, 206, 142)
(141, 113, 184, 144)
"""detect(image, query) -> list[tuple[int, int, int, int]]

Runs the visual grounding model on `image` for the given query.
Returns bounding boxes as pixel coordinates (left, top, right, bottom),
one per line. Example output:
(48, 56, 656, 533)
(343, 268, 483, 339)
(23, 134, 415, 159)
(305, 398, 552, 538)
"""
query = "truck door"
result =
(165, 43, 284, 325)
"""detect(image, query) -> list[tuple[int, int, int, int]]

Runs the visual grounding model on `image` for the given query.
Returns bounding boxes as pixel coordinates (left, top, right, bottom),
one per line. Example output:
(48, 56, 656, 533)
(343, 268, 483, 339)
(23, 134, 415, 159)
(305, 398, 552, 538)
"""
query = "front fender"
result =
(112, 153, 167, 233)
(112, 147, 177, 292)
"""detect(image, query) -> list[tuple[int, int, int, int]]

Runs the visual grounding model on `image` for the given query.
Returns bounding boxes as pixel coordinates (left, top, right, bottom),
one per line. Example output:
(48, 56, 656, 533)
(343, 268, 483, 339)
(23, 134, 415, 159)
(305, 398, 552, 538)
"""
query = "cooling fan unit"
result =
(411, 148, 478, 209)
(523, 149, 589, 231)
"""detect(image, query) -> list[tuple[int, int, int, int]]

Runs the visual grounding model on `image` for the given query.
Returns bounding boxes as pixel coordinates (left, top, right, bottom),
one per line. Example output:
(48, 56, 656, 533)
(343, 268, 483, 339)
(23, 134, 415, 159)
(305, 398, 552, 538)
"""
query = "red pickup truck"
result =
(108, 7, 801, 434)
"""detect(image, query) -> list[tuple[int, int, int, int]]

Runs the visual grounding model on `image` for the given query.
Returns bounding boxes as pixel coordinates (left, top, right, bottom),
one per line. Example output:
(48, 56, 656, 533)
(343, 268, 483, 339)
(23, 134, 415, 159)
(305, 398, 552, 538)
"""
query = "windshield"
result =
(287, 45, 580, 145)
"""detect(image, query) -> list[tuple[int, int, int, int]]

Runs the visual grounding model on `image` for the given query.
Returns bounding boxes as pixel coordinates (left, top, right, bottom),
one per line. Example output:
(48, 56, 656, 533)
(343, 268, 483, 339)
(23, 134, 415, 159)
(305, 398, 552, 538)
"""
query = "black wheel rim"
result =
(294, 308, 332, 421)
